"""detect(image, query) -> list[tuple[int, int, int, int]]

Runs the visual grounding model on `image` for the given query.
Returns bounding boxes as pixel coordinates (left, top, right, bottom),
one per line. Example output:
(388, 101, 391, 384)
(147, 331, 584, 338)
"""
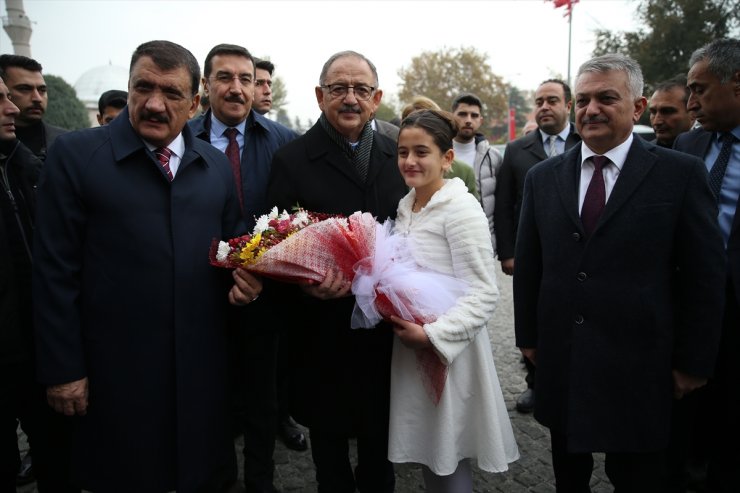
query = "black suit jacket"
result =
(514, 135, 726, 453)
(494, 124, 580, 260)
(675, 128, 740, 306)
(266, 121, 407, 430)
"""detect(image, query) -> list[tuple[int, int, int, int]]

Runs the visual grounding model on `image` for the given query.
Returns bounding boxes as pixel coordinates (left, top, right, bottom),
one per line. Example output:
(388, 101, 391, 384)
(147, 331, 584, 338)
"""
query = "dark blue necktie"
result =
(708, 132, 738, 202)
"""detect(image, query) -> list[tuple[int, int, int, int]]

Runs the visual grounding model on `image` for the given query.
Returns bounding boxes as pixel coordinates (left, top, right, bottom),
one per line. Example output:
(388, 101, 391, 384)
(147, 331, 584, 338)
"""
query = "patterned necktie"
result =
(708, 132, 738, 202)
(154, 147, 174, 181)
(224, 128, 244, 212)
(548, 135, 559, 157)
(581, 155, 609, 236)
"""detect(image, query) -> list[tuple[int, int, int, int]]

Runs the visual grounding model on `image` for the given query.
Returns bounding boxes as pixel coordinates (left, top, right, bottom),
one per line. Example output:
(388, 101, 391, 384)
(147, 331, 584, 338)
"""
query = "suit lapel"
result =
(693, 130, 714, 160)
(307, 124, 365, 188)
(177, 125, 203, 175)
(522, 131, 548, 162)
(552, 146, 583, 230)
(364, 134, 394, 187)
(597, 137, 657, 230)
(565, 123, 581, 150)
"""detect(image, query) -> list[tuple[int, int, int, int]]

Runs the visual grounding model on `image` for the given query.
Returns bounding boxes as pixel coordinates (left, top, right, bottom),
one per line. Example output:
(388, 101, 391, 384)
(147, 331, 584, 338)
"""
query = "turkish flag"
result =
(550, 0, 579, 17)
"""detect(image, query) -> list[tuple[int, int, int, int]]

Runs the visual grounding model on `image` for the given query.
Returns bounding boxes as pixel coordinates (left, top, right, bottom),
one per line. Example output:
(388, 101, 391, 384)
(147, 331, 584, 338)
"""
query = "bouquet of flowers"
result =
(210, 207, 468, 404)
(210, 207, 375, 283)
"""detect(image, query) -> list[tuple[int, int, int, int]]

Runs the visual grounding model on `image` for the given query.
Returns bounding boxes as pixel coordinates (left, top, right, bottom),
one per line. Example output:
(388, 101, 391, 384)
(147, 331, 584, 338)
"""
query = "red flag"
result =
(508, 108, 517, 142)
(549, 0, 579, 18)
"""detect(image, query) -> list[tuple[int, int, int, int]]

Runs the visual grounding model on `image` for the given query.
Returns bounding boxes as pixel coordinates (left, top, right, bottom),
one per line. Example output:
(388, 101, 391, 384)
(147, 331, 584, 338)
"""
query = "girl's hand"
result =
(390, 315, 432, 349)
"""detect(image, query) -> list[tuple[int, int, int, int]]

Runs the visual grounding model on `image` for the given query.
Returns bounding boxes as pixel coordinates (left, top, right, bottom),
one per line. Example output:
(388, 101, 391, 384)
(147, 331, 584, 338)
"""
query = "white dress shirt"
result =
(144, 132, 185, 176)
(578, 134, 633, 212)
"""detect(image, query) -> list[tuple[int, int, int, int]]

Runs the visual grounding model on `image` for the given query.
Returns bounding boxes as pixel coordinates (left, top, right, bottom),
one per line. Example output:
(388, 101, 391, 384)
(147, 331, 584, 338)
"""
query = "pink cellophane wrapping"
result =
(351, 220, 468, 404)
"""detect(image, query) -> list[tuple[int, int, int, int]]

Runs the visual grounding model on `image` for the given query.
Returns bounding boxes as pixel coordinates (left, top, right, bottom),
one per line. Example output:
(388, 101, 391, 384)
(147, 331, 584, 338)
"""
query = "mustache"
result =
(224, 95, 246, 104)
(339, 104, 361, 114)
(139, 110, 169, 123)
(581, 116, 608, 125)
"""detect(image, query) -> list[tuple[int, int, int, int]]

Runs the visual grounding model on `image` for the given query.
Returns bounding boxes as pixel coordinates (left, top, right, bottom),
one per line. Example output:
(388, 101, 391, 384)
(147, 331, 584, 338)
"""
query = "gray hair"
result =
(576, 53, 644, 100)
(318, 51, 379, 86)
(689, 38, 740, 83)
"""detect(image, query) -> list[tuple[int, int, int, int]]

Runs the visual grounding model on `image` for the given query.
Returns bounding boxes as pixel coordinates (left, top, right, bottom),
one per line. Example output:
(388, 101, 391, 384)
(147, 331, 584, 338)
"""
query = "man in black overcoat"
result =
(514, 53, 726, 491)
(267, 50, 407, 493)
(32, 40, 261, 493)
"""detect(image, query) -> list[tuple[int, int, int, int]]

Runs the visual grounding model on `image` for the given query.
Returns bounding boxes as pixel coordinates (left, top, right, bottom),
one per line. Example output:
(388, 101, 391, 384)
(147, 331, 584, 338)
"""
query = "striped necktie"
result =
(548, 135, 559, 157)
(154, 147, 174, 181)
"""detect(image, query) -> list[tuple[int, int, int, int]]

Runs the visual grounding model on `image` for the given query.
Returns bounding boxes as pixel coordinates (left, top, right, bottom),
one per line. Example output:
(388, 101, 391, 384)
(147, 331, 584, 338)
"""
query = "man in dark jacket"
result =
(32, 40, 260, 492)
(494, 79, 580, 414)
(515, 54, 725, 490)
(0, 54, 66, 161)
(188, 43, 298, 493)
(648, 77, 693, 148)
(673, 38, 740, 492)
(0, 72, 76, 492)
(267, 50, 407, 493)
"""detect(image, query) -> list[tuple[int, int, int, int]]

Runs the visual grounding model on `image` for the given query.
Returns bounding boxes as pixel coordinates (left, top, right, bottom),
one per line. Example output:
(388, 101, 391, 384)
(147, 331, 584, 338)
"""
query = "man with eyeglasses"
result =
(267, 50, 406, 493)
(189, 43, 297, 493)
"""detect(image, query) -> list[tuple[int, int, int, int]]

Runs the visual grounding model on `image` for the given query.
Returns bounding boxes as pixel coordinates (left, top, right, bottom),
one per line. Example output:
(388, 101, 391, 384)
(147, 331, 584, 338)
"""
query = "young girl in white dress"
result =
(389, 109, 519, 492)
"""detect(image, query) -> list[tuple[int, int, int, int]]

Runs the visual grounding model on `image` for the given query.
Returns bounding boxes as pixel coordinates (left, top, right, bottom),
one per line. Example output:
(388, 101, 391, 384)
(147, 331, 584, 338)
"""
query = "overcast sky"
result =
(0, 0, 641, 122)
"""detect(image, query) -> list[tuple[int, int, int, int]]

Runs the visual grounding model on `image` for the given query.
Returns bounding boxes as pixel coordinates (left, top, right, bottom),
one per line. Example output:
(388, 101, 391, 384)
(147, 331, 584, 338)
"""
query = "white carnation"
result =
(291, 210, 310, 227)
(254, 215, 270, 233)
(216, 241, 231, 262)
(268, 206, 279, 219)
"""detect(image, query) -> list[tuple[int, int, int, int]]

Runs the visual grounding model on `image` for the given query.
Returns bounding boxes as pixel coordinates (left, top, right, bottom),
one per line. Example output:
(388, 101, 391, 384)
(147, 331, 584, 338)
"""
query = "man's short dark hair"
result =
(653, 75, 689, 106)
(255, 59, 274, 76)
(98, 89, 128, 114)
(130, 40, 201, 96)
(203, 44, 255, 79)
(0, 54, 43, 82)
(539, 78, 572, 103)
(452, 93, 484, 114)
(689, 38, 740, 84)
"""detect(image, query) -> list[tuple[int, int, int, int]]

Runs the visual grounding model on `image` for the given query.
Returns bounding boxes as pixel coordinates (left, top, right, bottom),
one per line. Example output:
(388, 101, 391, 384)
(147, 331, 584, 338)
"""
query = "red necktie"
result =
(224, 128, 244, 212)
(154, 147, 174, 181)
(581, 155, 608, 236)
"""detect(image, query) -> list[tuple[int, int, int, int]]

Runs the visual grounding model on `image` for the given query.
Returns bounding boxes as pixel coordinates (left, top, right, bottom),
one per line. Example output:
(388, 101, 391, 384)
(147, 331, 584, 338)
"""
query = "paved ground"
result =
(18, 272, 612, 492)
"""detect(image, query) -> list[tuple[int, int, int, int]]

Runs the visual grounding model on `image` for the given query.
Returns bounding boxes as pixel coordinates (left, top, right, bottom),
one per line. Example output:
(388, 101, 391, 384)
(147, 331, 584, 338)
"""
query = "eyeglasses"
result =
(320, 84, 375, 101)
(211, 72, 253, 87)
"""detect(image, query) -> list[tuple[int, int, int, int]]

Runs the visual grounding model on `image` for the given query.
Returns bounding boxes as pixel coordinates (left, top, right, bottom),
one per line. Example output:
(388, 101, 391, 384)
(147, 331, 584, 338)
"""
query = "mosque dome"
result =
(74, 63, 128, 107)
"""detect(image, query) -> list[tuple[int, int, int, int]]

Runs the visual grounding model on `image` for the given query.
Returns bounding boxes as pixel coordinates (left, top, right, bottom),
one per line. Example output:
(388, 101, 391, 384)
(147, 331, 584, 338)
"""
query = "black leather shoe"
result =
(16, 451, 34, 486)
(516, 388, 535, 414)
(278, 416, 308, 451)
